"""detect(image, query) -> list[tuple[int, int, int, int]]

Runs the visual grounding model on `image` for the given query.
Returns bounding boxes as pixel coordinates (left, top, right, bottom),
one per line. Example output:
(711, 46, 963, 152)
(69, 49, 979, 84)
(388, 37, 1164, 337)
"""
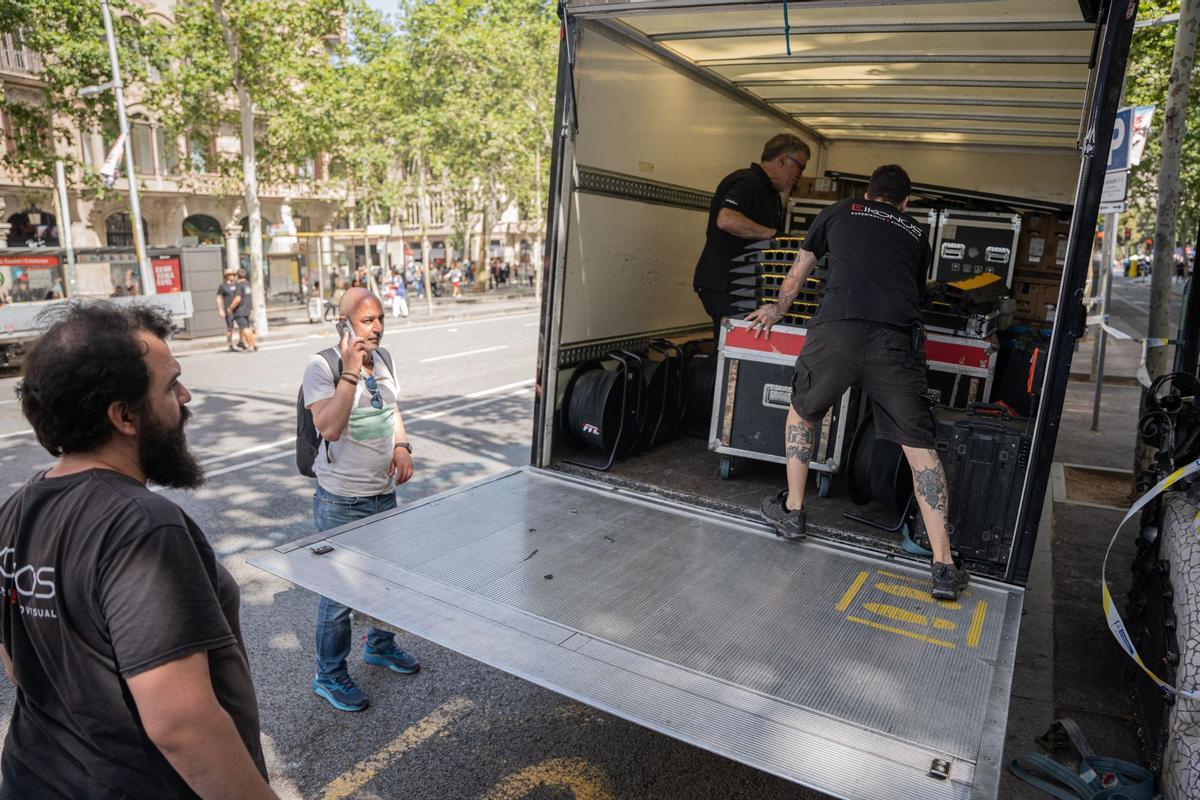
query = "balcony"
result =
(1, 34, 42, 77)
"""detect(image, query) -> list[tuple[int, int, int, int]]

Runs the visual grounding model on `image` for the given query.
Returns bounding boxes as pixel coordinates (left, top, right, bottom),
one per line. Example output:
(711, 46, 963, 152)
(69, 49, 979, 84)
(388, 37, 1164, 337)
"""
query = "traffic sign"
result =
(1101, 169, 1128, 204)
(1099, 201, 1127, 215)
(1107, 107, 1132, 172)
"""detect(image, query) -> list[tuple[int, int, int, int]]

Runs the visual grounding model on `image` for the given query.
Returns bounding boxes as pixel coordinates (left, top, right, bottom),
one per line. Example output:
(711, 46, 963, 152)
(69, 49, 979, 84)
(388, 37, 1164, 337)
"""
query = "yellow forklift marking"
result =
(876, 582, 962, 610)
(836, 570, 870, 612)
(322, 697, 473, 800)
(967, 600, 989, 648)
(862, 602, 928, 626)
(481, 757, 614, 800)
(845, 616, 956, 649)
(933, 618, 957, 631)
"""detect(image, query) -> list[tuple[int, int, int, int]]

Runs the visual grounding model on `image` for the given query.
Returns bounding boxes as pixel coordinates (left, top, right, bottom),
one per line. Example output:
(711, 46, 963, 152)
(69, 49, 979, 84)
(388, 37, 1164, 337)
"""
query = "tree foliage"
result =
(0, 0, 165, 187)
(1125, 0, 1200, 246)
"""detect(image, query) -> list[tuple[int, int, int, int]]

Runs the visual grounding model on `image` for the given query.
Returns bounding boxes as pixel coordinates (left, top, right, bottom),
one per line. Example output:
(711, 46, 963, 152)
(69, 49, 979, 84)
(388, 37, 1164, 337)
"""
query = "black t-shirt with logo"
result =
(235, 280, 253, 319)
(693, 163, 783, 292)
(216, 281, 240, 314)
(804, 197, 932, 328)
(0, 469, 266, 799)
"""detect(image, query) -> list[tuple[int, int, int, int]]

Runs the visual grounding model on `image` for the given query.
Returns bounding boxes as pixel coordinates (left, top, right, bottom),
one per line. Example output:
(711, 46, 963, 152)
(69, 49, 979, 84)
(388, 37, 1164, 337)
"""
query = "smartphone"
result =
(335, 319, 351, 342)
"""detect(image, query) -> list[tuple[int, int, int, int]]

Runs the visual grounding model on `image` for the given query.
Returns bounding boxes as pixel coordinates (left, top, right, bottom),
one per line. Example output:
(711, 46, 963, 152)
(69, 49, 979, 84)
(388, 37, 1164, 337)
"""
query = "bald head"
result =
(339, 287, 381, 317)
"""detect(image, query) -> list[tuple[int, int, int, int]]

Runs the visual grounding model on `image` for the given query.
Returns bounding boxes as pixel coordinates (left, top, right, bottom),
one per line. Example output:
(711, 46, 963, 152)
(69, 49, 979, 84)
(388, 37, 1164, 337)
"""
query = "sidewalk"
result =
(1000, 367, 1144, 797)
(172, 291, 539, 355)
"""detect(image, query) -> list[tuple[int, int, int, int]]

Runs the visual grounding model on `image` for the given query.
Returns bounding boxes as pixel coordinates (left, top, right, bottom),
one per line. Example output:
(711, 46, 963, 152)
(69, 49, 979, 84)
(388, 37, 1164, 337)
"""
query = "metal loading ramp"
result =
(253, 468, 1022, 800)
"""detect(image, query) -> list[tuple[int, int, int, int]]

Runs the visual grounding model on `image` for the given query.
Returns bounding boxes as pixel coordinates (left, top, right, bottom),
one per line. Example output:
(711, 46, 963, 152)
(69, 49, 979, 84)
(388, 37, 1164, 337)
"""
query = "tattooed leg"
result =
(784, 407, 815, 511)
(903, 446, 953, 564)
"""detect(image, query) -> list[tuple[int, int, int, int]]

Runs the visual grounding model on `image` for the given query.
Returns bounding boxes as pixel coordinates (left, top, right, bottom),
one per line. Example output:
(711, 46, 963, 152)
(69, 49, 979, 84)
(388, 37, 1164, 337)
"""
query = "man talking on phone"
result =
(301, 287, 418, 711)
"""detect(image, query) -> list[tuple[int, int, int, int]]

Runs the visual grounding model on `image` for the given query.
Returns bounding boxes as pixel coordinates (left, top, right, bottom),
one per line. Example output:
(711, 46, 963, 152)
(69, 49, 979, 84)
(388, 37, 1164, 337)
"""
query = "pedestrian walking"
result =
(325, 273, 346, 321)
(216, 268, 244, 352)
(0, 302, 275, 800)
(388, 269, 409, 318)
(234, 268, 258, 352)
(300, 288, 419, 712)
(449, 264, 463, 298)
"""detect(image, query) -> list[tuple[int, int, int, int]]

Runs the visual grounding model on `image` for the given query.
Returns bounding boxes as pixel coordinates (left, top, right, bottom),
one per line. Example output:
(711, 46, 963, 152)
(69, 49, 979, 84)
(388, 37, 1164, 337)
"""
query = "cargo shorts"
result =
(791, 319, 936, 448)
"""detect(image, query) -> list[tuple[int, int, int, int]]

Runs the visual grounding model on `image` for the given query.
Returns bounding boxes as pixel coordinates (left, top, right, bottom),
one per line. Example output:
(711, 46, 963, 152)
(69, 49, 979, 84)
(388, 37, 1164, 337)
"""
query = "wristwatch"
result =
(394, 441, 413, 454)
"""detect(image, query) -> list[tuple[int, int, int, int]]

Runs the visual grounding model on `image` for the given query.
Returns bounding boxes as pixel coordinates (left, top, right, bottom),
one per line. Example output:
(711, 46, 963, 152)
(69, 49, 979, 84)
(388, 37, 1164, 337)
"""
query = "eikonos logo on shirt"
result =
(850, 203, 923, 241)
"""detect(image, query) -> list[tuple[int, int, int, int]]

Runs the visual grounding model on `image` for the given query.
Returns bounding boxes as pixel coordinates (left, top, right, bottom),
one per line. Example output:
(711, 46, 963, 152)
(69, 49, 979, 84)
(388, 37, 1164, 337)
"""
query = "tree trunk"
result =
(417, 154, 434, 313)
(534, 146, 544, 302)
(214, 0, 269, 335)
(1146, 0, 1200, 380)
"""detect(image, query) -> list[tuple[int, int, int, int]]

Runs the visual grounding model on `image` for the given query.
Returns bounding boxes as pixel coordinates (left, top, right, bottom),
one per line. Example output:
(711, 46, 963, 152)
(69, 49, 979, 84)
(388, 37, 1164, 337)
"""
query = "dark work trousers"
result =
(696, 287, 741, 344)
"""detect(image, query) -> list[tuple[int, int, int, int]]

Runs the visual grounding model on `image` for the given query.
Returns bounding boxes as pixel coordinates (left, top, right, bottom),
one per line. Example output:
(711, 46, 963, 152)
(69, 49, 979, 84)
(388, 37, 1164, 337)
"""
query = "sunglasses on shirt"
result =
(364, 374, 383, 409)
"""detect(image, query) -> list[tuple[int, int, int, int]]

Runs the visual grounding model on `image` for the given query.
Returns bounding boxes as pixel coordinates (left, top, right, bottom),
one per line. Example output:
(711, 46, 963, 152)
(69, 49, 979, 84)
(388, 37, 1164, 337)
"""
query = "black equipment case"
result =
(931, 210, 1022, 287)
(916, 406, 1033, 570)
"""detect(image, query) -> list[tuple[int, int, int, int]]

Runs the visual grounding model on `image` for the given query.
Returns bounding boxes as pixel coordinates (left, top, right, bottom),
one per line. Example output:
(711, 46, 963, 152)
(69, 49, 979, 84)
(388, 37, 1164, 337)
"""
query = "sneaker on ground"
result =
(759, 488, 806, 541)
(236, 342, 247, 350)
(930, 558, 970, 600)
(363, 643, 421, 674)
(312, 673, 369, 712)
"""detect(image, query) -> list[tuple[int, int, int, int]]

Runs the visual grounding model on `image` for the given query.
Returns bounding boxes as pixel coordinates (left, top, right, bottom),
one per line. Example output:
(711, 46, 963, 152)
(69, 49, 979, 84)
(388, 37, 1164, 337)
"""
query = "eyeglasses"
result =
(364, 374, 383, 409)
(786, 155, 808, 173)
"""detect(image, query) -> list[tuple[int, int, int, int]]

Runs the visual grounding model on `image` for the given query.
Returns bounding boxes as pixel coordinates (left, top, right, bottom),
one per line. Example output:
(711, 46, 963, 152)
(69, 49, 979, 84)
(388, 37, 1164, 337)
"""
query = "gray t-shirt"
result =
(302, 348, 400, 498)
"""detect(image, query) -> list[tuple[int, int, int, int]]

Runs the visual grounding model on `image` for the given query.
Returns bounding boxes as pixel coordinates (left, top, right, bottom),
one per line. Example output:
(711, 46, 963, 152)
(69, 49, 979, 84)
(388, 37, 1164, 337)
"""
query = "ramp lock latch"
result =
(929, 759, 952, 780)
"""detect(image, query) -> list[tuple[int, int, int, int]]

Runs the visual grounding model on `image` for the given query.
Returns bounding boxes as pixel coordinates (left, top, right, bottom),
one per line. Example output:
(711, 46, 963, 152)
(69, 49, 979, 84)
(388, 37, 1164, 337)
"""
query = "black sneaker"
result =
(931, 558, 970, 600)
(760, 489, 806, 541)
(236, 341, 247, 350)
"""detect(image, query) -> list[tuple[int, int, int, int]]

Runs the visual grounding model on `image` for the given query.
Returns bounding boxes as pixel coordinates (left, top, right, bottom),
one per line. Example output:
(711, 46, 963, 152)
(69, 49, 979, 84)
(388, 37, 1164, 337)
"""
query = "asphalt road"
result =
(0, 309, 820, 800)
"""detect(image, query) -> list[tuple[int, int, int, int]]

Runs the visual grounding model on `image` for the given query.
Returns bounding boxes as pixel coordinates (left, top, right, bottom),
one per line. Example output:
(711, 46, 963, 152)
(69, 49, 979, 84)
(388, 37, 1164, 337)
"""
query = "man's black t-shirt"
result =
(216, 281, 240, 315)
(693, 163, 783, 292)
(234, 280, 252, 319)
(804, 197, 931, 328)
(0, 469, 266, 799)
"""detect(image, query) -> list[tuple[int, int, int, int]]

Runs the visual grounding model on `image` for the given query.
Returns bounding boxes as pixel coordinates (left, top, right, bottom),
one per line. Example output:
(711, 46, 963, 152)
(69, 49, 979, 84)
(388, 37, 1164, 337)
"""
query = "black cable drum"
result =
(847, 413, 911, 510)
(566, 364, 623, 452)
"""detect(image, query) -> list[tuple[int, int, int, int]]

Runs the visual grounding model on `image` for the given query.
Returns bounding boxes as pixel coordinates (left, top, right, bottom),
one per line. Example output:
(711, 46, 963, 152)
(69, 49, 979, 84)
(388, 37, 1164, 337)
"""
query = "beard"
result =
(139, 405, 205, 489)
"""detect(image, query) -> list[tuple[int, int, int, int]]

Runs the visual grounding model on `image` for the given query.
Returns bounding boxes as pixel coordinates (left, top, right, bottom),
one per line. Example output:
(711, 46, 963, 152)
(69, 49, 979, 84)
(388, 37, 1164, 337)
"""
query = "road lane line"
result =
(0, 429, 32, 439)
(160, 379, 537, 486)
(320, 697, 472, 800)
(419, 345, 508, 363)
(254, 342, 306, 352)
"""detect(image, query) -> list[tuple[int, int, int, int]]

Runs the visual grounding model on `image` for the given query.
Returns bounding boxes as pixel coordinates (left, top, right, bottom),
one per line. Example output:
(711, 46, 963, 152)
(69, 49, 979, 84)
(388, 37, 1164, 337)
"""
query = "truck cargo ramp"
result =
(252, 467, 1021, 799)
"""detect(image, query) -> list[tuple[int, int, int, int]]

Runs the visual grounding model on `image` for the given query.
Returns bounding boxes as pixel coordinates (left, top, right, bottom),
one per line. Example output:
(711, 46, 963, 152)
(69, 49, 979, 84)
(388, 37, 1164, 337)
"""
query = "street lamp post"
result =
(96, 0, 155, 296)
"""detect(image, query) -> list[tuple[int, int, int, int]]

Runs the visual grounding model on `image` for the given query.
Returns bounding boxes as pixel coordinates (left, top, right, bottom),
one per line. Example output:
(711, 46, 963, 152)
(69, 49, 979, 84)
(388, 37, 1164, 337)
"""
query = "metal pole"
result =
(1091, 212, 1118, 430)
(100, 0, 155, 296)
(53, 160, 76, 295)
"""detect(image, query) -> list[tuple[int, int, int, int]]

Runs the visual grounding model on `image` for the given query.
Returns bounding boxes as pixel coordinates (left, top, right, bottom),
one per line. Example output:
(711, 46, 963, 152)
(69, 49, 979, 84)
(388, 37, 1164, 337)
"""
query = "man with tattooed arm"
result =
(745, 164, 968, 600)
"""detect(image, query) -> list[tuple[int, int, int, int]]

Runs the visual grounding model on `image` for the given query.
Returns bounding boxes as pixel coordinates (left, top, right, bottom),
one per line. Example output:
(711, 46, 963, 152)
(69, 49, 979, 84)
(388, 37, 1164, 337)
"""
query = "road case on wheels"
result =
(711, 320, 856, 494)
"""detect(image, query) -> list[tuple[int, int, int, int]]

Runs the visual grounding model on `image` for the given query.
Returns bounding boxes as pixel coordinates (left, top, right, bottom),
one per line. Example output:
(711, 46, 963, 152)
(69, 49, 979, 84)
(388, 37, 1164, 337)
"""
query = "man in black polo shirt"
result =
(746, 164, 969, 600)
(693, 134, 811, 341)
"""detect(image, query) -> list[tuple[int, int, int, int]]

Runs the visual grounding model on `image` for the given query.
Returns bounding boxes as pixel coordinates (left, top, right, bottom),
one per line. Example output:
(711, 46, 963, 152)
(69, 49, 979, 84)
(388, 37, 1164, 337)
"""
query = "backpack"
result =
(296, 346, 395, 477)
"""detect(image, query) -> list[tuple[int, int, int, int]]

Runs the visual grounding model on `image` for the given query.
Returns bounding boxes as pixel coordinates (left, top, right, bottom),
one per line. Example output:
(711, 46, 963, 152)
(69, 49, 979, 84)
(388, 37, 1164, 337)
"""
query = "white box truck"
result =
(253, 2, 1137, 797)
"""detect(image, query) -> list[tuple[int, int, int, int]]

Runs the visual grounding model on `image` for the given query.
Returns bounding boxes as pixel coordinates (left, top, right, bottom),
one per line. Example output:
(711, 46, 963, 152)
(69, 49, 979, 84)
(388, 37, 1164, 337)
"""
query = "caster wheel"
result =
(719, 456, 734, 480)
(817, 472, 832, 498)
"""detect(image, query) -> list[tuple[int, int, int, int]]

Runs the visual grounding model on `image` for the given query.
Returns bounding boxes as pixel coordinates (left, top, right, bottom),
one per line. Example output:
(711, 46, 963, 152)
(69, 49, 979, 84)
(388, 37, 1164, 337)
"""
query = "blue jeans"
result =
(313, 485, 397, 680)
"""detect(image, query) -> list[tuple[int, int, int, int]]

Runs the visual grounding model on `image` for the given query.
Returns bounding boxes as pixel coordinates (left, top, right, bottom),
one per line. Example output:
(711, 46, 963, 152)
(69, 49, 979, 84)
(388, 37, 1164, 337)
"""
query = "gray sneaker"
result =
(760, 489, 806, 541)
(931, 558, 970, 600)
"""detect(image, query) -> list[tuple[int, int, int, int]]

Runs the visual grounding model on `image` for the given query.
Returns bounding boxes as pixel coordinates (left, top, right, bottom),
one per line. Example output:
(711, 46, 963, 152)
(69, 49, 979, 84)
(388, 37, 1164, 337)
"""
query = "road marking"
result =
(835, 571, 869, 612)
(254, 342, 306, 352)
(419, 344, 509, 363)
(0, 429, 32, 439)
(158, 378, 537, 487)
(846, 615, 956, 650)
(967, 599, 988, 648)
(482, 757, 614, 800)
(320, 697, 472, 800)
(523, 322, 539, 327)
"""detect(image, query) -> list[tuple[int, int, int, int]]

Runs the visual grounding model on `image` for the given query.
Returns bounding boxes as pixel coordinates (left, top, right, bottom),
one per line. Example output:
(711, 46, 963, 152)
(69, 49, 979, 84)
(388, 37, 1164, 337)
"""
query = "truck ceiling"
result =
(566, 0, 1098, 153)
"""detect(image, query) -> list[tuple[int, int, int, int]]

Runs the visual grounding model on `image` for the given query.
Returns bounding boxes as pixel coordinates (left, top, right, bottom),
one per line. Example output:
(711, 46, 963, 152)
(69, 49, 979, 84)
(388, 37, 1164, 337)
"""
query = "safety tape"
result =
(1101, 457, 1200, 700)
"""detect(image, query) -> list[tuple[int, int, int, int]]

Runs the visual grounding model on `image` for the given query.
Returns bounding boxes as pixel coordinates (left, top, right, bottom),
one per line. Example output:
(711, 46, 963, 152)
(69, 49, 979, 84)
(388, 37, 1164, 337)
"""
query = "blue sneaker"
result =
(363, 643, 421, 674)
(312, 673, 369, 712)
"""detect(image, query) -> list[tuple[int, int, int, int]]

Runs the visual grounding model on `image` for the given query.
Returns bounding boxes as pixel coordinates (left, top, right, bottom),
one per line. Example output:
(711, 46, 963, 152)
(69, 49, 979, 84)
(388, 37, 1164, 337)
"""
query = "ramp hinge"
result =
(309, 544, 334, 555)
(929, 758, 952, 780)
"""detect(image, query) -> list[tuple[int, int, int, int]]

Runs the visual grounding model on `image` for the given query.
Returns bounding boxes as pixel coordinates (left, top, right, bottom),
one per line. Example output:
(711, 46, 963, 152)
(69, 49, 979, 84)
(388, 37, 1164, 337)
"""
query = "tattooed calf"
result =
(786, 420, 815, 463)
(913, 459, 948, 514)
